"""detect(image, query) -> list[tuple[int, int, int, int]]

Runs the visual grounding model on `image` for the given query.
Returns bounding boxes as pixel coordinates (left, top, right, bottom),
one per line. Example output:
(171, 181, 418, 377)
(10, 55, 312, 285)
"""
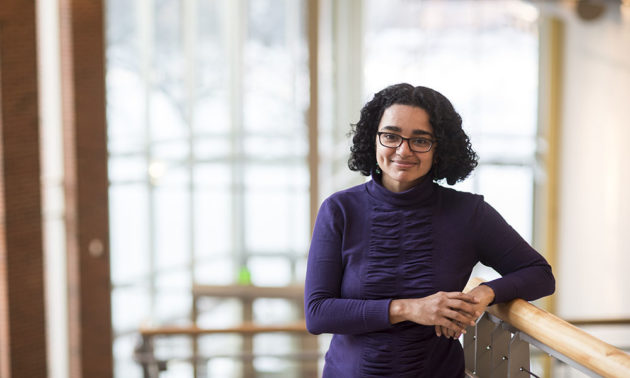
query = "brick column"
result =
(0, 1, 48, 378)
(58, 0, 113, 377)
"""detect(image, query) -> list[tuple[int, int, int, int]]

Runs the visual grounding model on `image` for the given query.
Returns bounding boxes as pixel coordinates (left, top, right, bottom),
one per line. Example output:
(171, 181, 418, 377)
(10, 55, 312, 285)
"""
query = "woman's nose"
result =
(396, 140, 413, 155)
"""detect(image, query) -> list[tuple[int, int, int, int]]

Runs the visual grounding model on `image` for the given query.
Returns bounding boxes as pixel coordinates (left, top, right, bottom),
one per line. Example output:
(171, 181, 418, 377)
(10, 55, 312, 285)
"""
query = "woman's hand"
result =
(389, 291, 482, 336)
(433, 285, 496, 339)
(466, 284, 495, 317)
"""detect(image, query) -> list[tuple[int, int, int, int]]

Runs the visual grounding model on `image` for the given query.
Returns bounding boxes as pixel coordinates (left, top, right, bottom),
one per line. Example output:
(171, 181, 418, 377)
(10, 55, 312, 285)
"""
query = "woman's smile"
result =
(391, 159, 419, 168)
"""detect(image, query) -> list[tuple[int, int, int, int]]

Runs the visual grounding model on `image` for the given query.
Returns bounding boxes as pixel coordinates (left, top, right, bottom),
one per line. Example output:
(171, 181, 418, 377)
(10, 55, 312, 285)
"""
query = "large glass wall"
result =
(106, 0, 308, 376)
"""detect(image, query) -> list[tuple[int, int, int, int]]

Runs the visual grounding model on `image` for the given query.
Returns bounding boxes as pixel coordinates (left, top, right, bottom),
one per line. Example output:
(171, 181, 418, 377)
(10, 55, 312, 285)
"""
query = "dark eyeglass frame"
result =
(376, 132, 435, 153)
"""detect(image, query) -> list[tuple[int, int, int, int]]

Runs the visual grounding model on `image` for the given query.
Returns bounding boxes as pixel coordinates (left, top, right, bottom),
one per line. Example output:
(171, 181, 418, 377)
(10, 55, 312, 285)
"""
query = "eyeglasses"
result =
(377, 132, 435, 153)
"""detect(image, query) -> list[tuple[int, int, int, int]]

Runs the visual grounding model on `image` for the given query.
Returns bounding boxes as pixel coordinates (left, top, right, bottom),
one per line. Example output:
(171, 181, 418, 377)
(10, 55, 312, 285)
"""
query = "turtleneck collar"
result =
(366, 171, 436, 207)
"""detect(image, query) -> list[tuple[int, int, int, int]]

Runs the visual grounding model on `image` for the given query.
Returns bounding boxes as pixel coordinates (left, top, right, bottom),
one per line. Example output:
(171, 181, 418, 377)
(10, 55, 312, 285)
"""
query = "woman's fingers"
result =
(445, 297, 480, 318)
(445, 291, 479, 303)
(437, 317, 467, 335)
(435, 325, 456, 338)
(446, 326, 459, 339)
(439, 299, 480, 324)
(440, 320, 469, 339)
(441, 308, 477, 327)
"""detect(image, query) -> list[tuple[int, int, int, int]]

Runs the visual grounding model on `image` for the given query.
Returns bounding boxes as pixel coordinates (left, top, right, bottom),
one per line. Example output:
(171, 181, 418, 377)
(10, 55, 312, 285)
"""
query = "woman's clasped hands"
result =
(389, 285, 495, 340)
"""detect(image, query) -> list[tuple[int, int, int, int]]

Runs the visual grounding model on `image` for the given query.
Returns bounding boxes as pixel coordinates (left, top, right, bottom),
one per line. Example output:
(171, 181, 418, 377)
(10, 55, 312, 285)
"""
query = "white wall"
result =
(552, 4, 630, 345)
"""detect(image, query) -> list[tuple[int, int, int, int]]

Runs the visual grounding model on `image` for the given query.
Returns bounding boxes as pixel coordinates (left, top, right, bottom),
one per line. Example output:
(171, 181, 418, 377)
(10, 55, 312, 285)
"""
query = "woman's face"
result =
(375, 104, 435, 192)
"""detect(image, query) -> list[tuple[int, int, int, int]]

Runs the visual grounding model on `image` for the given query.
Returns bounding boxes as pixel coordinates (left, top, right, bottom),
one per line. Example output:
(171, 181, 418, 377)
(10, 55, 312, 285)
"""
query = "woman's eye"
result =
(412, 138, 431, 147)
(384, 134, 398, 141)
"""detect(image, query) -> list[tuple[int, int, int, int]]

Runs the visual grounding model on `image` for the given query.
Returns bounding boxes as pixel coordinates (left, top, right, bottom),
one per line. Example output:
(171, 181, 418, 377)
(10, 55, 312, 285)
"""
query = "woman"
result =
(304, 83, 555, 377)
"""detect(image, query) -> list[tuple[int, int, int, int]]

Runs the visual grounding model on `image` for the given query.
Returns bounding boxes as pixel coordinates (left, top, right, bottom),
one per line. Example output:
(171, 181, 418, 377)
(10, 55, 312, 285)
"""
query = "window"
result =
(107, 0, 309, 376)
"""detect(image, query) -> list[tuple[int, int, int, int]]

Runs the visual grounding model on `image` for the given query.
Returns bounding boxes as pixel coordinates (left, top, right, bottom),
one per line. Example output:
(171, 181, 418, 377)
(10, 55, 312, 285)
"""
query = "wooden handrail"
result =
(139, 321, 308, 337)
(192, 284, 304, 299)
(465, 278, 630, 378)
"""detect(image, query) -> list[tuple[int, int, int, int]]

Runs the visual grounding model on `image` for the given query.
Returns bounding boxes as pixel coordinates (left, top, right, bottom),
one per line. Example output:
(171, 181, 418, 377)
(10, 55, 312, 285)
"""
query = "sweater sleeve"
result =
(473, 199, 555, 304)
(304, 198, 393, 335)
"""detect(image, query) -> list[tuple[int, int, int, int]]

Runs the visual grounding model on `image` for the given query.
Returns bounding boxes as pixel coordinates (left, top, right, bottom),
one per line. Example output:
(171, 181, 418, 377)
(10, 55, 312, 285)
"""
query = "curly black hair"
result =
(348, 83, 478, 185)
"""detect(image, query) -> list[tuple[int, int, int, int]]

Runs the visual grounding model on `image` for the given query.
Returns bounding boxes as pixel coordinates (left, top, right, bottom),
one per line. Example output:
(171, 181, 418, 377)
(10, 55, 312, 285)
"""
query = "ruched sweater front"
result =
(304, 175, 555, 377)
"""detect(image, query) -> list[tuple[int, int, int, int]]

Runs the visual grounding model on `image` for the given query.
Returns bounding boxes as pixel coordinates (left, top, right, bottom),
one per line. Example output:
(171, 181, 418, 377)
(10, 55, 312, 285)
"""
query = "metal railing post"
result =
(490, 320, 510, 377)
(465, 313, 532, 378)
(508, 332, 531, 377)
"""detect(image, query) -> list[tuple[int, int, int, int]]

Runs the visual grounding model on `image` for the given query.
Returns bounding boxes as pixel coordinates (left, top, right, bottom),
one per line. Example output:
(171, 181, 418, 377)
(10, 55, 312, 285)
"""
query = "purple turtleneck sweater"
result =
(304, 175, 555, 377)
